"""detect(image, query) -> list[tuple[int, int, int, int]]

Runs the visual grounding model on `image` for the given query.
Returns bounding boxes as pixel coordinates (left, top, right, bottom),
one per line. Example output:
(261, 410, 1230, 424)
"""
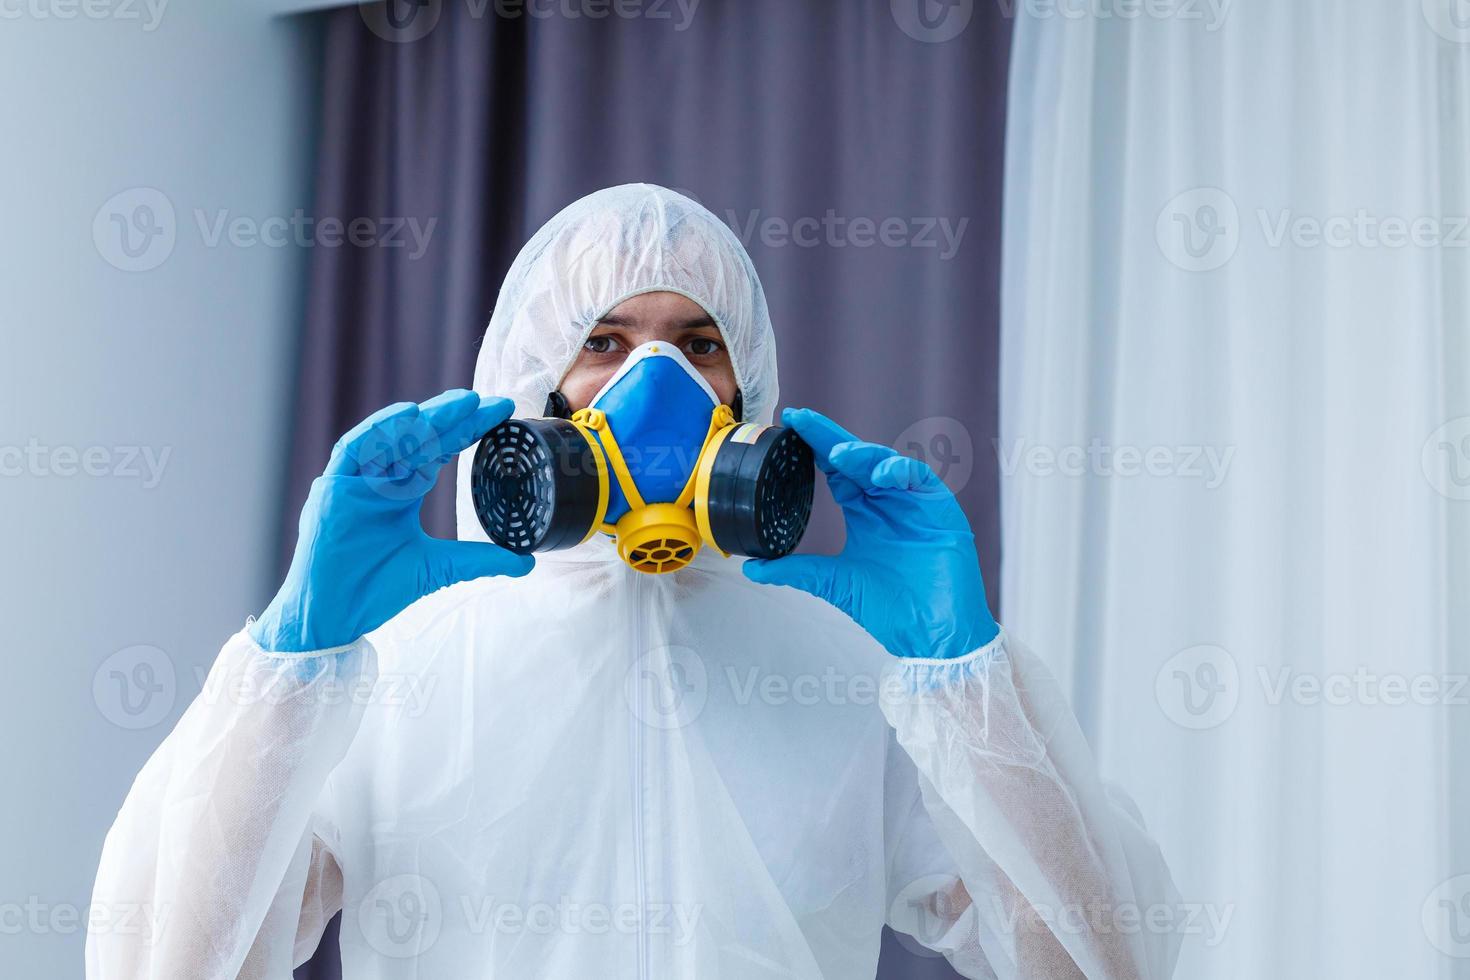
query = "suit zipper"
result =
(630, 569, 649, 980)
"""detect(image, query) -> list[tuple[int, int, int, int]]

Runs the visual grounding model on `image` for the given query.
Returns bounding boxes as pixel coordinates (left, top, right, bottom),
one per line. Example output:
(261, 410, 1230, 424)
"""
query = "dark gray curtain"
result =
(291, 2, 1009, 977)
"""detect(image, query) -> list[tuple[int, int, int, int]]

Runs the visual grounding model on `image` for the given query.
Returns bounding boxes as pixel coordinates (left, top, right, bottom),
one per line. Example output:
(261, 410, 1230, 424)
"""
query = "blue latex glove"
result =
(743, 408, 999, 661)
(251, 389, 534, 653)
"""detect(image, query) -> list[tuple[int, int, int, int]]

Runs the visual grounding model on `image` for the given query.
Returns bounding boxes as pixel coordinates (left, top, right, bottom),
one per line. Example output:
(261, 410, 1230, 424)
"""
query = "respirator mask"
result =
(471, 340, 814, 574)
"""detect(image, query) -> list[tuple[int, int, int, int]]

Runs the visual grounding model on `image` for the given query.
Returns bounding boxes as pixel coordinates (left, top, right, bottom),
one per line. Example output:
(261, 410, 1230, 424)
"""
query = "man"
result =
(88, 184, 1180, 979)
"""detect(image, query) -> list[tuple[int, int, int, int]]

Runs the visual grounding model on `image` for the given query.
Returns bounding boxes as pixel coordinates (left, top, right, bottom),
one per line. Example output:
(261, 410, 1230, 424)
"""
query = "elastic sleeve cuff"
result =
(240, 619, 368, 659)
(881, 628, 1009, 703)
(894, 627, 1006, 667)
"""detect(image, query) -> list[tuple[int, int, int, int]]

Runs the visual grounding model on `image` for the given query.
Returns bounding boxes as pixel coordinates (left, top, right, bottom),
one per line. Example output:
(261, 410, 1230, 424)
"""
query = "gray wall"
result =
(0, 6, 320, 975)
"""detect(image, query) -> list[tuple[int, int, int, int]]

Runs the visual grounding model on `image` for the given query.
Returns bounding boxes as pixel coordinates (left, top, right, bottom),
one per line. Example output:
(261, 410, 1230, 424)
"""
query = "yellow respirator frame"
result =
(570, 403, 738, 574)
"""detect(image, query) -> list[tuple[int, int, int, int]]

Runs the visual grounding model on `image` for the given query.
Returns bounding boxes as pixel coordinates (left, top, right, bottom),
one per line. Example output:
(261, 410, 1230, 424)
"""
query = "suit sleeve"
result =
(882, 630, 1181, 979)
(86, 628, 373, 980)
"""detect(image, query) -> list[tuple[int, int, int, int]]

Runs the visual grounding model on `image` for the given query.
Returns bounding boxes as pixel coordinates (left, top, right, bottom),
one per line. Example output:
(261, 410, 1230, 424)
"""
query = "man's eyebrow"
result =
(592, 313, 718, 330)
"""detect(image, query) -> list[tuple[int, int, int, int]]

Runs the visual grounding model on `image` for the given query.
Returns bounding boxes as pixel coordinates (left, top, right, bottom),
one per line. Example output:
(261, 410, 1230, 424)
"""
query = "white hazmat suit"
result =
(88, 185, 1181, 980)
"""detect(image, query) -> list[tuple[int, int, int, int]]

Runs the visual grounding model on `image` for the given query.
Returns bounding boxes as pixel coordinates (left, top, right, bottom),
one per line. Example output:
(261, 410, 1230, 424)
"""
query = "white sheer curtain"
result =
(1000, 2, 1470, 977)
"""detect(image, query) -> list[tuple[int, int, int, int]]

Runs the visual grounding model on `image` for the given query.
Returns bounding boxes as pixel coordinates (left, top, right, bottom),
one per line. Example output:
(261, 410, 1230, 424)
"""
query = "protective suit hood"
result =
(457, 184, 779, 544)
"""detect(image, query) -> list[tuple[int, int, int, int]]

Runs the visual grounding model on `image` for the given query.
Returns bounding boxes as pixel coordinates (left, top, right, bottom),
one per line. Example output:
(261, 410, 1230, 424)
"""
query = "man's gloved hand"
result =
(743, 408, 999, 661)
(250, 389, 534, 653)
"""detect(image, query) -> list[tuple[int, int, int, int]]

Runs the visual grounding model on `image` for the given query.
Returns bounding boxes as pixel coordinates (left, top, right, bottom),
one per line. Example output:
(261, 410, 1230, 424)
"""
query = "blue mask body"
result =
(586, 341, 721, 523)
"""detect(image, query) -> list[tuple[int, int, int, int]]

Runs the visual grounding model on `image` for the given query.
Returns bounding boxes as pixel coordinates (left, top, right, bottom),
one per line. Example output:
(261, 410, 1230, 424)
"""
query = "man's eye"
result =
(583, 336, 617, 354)
(687, 337, 723, 357)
